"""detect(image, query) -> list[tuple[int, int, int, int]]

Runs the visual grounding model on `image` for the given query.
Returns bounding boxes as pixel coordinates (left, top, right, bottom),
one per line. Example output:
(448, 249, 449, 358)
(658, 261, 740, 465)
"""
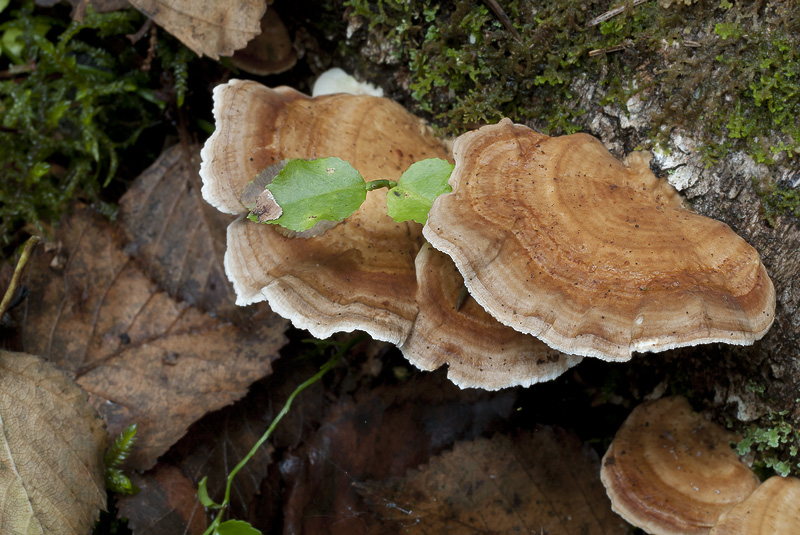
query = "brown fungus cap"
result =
(600, 397, 760, 535)
(201, 80, 449, 344)
(708, 476, 800, 535)
(423, 119, 775, 360)
(399, 243, 582, 390)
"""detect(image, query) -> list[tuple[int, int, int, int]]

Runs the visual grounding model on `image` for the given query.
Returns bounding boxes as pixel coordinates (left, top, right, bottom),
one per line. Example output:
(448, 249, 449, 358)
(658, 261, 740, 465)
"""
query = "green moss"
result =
(344, 0, 664, 135)
(736, 409, 800, 478)
(0, 1, 192, 248)
(752, 177, 800, 226)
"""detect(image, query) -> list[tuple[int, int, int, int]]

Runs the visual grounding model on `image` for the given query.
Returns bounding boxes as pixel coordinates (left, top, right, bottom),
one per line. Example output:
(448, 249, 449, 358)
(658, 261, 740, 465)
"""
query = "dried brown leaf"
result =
(19, 204, 287, 469)
(118, 144, 247, 324)
(361, 428, 628, 535)
(279, 371, 518, 535)
(118, 463, 207, 535)
(0, 350, 106, 535)
(127, 0, 266, 59)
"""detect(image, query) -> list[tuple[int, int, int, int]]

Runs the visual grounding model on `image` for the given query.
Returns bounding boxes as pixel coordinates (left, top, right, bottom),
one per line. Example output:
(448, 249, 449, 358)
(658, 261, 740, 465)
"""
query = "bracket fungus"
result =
(600, 397, 760, 535)
(201, 79, 448, 344)
(708, 475, 800, 535)
(424, 119, 775, 360)
(200, 81, 581, 390)
(399, 243, 582, 389)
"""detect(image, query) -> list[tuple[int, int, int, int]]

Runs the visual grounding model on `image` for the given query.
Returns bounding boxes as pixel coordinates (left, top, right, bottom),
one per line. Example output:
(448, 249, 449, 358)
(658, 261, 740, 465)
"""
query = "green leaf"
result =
(386, 158, 454, 224)
(0, 0, 9, 14)
(216, 520, 262, 535)
(197, 476, 221, 509)
(253, 157, 367, 233)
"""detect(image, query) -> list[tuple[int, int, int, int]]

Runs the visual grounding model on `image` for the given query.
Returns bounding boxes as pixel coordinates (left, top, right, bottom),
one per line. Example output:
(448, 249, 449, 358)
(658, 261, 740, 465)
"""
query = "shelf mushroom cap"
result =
(600, 397, 760, 535)
(423, 118, 776, 360)
(709, 476, 800, 535)
(201, 80, 449, 344)
(399, 243, 582, 390)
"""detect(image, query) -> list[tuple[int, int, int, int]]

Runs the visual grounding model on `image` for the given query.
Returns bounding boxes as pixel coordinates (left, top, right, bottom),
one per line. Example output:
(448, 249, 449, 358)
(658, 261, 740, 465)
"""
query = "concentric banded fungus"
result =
(399, 243, 582, 389)
(600, 397, 759, 535)
(709, 476, 800, 535)
(424, 119, 775, 360)
(201, 80, 449, 343)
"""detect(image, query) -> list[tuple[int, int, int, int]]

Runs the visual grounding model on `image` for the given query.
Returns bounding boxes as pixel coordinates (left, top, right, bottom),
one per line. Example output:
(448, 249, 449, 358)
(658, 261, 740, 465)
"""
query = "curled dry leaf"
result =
(361, 427, 627, 535)
(424, 119, 775, 360)
(709, 476, 800, 535)
(18, 204, 287, 469)
(601, 397, 760, 535)
(0, 350, 106, 535)
(117, 464, 207, 535)
(127, 0, 266, 59)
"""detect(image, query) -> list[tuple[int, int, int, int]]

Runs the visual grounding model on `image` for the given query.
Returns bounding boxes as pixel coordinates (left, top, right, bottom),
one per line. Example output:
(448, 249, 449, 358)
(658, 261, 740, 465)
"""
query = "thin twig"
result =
(586, 0, 651, 27)
(482, 0, 523, 41)
(0, 236, 40, 320)
(589, 39, 634, 56)
(126, 18, 154, 45)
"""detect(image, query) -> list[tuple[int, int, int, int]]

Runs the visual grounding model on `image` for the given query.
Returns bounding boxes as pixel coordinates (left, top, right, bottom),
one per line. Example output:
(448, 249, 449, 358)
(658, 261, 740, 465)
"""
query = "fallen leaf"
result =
(0, 349, 106, 535)
(279, 370, 518, 535)
(19, 204, 287, 469)
(361, 428, 628, 535)
(118, 144, 247, 324)
(127, 0, 266, 59)
(118, 463, 207, 535)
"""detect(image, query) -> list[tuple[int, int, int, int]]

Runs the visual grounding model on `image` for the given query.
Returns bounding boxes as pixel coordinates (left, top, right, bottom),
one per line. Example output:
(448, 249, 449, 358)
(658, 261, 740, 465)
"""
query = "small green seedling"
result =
(198, 336, 364, 535)
(105, 423, 138, 494)
(248, 157, 454, 232)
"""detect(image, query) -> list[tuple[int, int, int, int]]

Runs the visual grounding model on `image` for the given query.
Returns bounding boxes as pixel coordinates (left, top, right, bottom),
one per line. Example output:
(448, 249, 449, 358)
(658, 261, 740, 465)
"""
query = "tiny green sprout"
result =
(104, 423, 139, 494)
(248, 156, 454, 232)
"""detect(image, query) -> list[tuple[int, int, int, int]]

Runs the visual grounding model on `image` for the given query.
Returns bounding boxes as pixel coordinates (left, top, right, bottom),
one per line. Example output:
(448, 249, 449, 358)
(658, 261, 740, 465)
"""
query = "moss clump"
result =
(660, 3, 800, 167)
(736, 409, 800, 478)
(0, 1, 192, 248)
(344, 0, 663, 135)
(752, 177, 800, 226)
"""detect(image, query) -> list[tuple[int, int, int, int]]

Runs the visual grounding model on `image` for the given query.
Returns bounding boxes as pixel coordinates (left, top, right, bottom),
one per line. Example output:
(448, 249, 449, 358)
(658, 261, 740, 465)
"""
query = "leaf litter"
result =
(16, 144, 289, 470)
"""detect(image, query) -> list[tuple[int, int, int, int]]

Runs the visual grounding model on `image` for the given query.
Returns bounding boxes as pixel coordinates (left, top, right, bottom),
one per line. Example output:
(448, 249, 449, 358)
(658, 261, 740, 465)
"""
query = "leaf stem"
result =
(0, 236, 40, 320)
(365, 179, 397, 191)
(200, 334, 366, 535)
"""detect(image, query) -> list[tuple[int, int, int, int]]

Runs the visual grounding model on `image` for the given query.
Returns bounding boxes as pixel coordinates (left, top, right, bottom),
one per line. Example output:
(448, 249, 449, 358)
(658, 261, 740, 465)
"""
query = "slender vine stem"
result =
(200, 334, 365, 535)
(365, 179, 397, 191)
